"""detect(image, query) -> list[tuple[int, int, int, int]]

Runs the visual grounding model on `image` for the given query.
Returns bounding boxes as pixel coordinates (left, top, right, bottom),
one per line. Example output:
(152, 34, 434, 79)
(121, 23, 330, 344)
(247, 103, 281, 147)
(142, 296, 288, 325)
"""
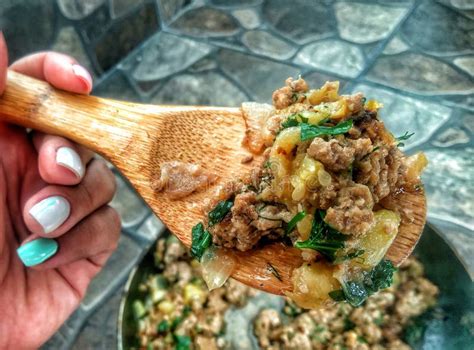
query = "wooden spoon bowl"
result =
(0, 71, 426, 295)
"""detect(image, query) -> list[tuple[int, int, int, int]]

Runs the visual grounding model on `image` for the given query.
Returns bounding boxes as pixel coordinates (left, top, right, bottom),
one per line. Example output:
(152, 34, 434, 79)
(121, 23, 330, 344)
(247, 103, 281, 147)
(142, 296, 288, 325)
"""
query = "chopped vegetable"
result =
(285, 211, 306, 234)
(294, 211, 346, 261)
(396, 131, 414, 147)
(208, 200, 234, 226)
(190, 223, 212, 260)
(300, 119, 353, 141)
(132, 300, 146, 320)
(174, 335, 191, 350)
(281, 113, 309, 129)
(329, 259, 397, 307)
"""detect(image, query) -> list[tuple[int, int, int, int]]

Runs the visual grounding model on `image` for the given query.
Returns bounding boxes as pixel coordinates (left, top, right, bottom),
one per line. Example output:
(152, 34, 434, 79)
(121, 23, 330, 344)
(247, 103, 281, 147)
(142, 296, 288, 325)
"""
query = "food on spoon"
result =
(191, 77, 427, 308)
(153, 161, 218, 199)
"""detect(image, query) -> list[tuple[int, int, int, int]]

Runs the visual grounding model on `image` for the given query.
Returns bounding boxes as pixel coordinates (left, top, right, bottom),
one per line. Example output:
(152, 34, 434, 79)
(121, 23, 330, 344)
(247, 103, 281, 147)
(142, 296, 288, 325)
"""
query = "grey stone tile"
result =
(72, 285, 124, 350)
(242, 30, 296, 60)
(453, 56, 474, 77)
(450, 0, 474, 10)
(111, 0, 144, 18)
(157, 0, 191, 23)
(382, 34, 410, 55)
(51, 26, 95, 78)
(218, 49, 300, 103)
(79, 5, 111, 42)
(57, 0, 105, 20)
(93, 71, 140, 102)
(110, 174, 149, 228)
(432, 127, 470, 147)
(151, 71, 248, 106)
(135, 214, 166, 242)
(170, 7, 239, 37)
(295, 39, 365, 78)
(232, 8, 261, 29)
(94, 3, 158, 72)
(81, 234, 142, 308)
(351, 84, 452, 150)
(211, 0, 261, 6)
(303, 71, 348, 92)
(401, 0, 474, 55)
(423, 147, 474, 231)
(367, 53, 473, 94)
(335, 2, 408, 44)
(263, 0, 335, 43)
(1, 0, 55, 61)
(188, 57, 219, 72)
(122, 32, 212, 82)
(461, 112, 474, 133)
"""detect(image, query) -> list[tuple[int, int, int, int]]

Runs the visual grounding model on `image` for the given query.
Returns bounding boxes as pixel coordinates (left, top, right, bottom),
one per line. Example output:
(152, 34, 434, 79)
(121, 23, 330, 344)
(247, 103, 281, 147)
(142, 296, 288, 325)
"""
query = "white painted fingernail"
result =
(56, 147, 84, 179)
(29, 196, 70, 234)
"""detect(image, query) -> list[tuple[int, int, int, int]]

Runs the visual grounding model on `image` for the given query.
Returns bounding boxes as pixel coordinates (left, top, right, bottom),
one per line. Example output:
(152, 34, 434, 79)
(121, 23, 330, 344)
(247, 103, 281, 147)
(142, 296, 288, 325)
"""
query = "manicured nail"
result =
(29, 196, 70, 234)
(71, 64, 92, 90)
(56, 147, 84, 179)
(17, 238, 58, 267)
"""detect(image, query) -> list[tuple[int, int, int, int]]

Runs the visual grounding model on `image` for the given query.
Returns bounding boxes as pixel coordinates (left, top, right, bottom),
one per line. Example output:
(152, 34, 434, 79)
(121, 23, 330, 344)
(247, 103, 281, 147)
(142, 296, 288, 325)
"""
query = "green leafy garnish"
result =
(191, 223, 212, 260)
(285, 211, 306, 234)
(281, 113, 309, 129)
(396, 131, 414, 147)
(300, 119, 353, 141)
(208, 200, 233, 226)
(267, 262, 282, 281)
(157, 320, 169, 333)
(174, 335, 191, 350)
(294, 210, 346, 261)
(329, 259, 397, 307)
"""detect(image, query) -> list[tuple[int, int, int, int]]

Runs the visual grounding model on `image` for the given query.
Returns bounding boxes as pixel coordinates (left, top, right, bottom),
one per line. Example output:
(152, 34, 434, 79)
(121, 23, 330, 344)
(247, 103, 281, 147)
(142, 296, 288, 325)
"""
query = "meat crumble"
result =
(191, 78, 427, 308)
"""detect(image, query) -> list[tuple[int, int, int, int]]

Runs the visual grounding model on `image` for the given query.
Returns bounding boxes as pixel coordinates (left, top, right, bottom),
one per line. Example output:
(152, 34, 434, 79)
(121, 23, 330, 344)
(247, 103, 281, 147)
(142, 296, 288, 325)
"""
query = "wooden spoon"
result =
(0, 71, 426, 295)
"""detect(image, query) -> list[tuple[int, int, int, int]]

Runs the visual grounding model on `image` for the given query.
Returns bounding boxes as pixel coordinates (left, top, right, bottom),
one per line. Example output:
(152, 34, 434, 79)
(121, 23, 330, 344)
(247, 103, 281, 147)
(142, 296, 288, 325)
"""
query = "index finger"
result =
(0, 32, 8, 94)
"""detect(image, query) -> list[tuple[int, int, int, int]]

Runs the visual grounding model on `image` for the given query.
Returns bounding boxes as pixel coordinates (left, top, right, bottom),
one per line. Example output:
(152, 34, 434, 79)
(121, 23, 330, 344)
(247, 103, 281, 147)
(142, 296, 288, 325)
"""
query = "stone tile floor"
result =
(1, 0, 472, 348)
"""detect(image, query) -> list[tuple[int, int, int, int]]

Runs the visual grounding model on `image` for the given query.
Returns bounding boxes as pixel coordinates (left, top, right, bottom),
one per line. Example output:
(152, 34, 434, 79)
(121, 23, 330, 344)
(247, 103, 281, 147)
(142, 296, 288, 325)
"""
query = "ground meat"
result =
(285, 77, 309, 92)
(325, 184, 375, 236)
(153, 161, 217, 199)
(342, 92, 364, 115)
(209, 192, 287, 251)
(355, 146, 405, 202)
(272, 85, 293, 109)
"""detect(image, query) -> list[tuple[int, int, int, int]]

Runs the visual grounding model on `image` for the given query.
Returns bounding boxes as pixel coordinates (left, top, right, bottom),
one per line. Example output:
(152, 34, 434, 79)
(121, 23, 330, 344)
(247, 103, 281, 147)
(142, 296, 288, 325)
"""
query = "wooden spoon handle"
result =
(0, 70, 138, 157)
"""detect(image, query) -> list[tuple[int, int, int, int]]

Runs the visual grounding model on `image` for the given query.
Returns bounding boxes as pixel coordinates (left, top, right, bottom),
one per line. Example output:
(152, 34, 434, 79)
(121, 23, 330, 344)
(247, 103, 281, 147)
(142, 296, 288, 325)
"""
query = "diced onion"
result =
(201, 246, 236, 291)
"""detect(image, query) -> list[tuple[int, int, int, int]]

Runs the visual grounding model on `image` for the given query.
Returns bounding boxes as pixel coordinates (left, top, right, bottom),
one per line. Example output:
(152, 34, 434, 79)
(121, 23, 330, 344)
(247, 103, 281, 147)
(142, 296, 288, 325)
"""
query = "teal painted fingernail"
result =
(17, 238, 58, 267)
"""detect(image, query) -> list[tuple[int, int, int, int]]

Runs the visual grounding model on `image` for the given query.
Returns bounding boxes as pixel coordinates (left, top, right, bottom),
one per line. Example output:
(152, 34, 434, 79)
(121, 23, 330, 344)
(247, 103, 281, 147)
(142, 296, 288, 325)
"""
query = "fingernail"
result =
(71, 64, 92, 90)
(29, 196, 70, 234)
(56, 147, 84, 179)
(17, 238, 58, 267)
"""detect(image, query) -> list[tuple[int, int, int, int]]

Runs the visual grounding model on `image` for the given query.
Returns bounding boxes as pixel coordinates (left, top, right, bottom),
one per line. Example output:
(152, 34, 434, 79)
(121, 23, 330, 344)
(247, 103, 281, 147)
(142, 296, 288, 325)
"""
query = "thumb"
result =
(0, 32, 8, 95)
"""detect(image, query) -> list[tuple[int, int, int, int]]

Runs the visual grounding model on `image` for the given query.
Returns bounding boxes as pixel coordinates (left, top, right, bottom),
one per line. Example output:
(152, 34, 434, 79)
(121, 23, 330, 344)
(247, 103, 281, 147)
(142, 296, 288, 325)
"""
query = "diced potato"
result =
(366, 99, 384, 111)
(158, 300, 175, 314)
(296, 213, 313, 240)
(300, 110, 328, 125)
(286, 261, 341, 309)
(183, 284, 206, 305)
(405, 152, 428, 185)
(308, 81, 340, 105)
(355, 210, 401, 268)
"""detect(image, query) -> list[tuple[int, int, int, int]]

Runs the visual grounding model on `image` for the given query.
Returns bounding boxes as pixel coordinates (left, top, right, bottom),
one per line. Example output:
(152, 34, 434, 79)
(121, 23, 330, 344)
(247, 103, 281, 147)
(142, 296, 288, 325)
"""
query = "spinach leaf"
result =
(294, 210, 345, 261)
(300, 119, 353, 141)
(395, 131, 414, 147)
(191, 223, 212, 260)
(281, 113, 309, 129)
(157, 320, 169, 333)
(285, 211, 306, 234)
(174, 335, 191, 350)
(329, 259, 397, 307)
(208, 199, 233, 226)
(363, 259, 396, 294)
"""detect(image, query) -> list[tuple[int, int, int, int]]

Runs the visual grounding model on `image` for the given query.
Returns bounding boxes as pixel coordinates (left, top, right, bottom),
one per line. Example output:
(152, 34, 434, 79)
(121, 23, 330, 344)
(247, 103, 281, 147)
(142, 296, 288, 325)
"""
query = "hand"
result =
(0, 33, 121, 348)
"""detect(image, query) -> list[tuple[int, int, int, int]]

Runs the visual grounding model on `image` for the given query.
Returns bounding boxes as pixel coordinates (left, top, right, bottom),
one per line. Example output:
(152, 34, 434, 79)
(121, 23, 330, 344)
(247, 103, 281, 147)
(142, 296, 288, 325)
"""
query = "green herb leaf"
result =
(157, 320, 169, 333)
(363, 259, 396, 294)
(294, 210, 346, 261)
(286, 211, 306, 234)
(174, 335, 191, 350)
(208, 200, 233, 226)
(191, 223, 212, 260)
(328, 289, 345, 301)
(342, 281, 368, 307)
(300, 119, 353, 141)
(281, 113, 309, 129)
(396, 131, 414, 142)
(267, 262, 282, 281)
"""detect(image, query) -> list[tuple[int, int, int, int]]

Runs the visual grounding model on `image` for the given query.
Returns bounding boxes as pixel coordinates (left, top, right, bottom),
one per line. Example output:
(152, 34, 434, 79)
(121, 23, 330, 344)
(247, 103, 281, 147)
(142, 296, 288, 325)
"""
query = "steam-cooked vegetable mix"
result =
(133, 239, 439, 349)
(191, 78, 427, 308)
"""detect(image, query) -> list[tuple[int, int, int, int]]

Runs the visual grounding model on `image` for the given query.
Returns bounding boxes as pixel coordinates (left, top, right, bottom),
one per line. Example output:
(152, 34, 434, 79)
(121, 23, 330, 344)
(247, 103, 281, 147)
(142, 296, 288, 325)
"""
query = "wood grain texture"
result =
(0, 71, 426, 295)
